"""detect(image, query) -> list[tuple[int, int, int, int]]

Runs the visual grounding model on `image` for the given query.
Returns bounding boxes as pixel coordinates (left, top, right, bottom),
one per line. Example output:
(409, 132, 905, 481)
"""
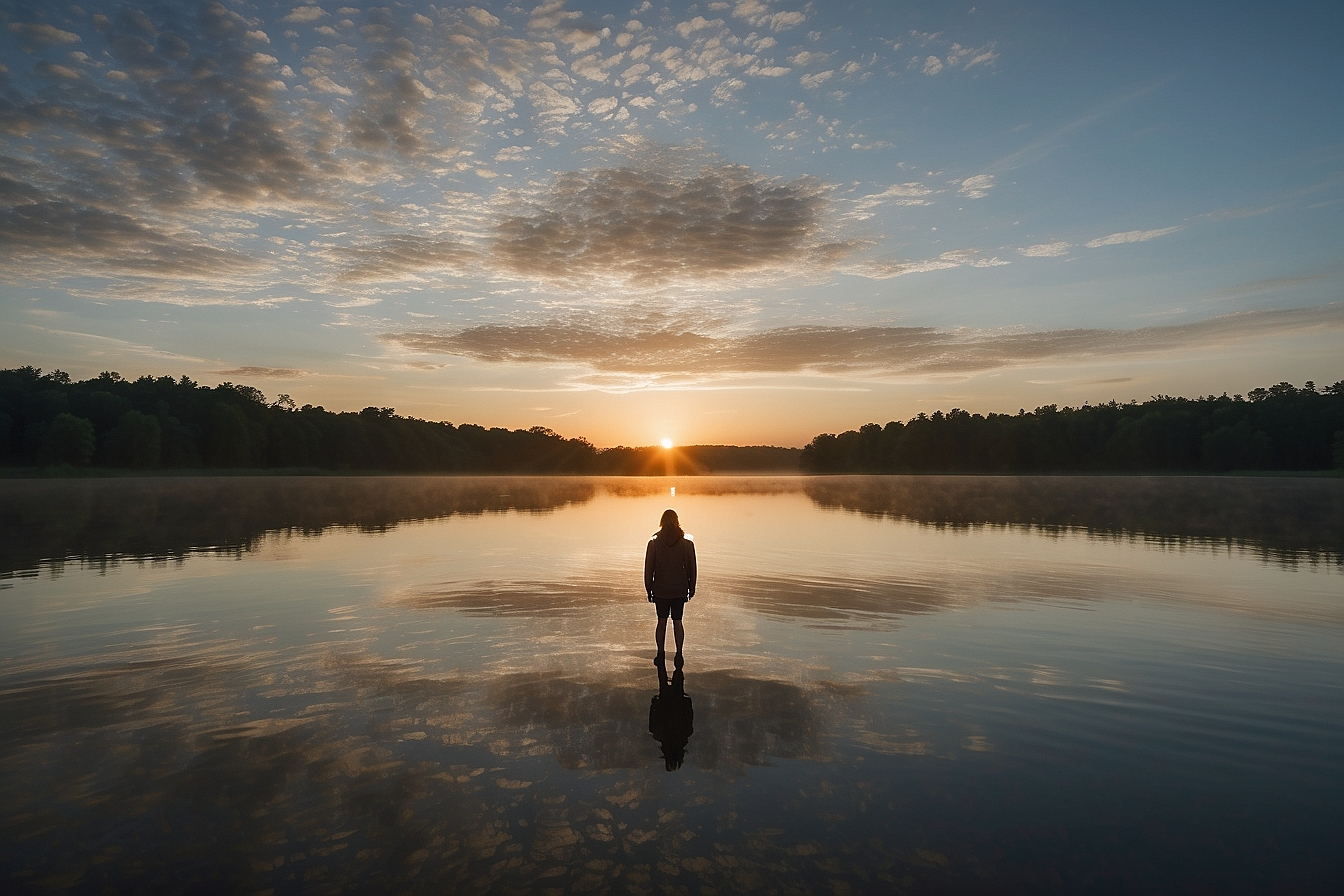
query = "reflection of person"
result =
(644, 508, 696, 665)
(649, 657, 694, 771)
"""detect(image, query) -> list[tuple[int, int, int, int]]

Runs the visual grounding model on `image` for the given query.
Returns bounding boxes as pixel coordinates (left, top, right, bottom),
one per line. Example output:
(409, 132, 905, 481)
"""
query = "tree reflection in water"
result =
(1, 475, 1341, 891)
(4, 475, 1341, 580)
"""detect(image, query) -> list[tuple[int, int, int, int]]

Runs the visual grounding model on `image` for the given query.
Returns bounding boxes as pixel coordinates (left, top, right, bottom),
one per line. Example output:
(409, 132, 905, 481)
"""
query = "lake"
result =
(2, 475, 1341, 893)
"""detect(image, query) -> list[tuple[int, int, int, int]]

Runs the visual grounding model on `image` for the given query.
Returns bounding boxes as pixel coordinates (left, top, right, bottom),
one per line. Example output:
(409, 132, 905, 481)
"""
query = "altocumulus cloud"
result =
(215, 366, 309, 379)
(2, 1, 998, 303)
(0, 193, 259, 278)
(382, 305, 1344, 378)
(329, 153, 1019, 291)
(490, 162, 845, 287)
(0, 2, 321, 284)
(334, 236, 477, 283)
(330, 157, 855, 289)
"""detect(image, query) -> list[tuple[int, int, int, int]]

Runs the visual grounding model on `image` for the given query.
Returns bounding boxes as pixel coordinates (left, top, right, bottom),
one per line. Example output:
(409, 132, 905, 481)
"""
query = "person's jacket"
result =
(644, 527, 696, 601)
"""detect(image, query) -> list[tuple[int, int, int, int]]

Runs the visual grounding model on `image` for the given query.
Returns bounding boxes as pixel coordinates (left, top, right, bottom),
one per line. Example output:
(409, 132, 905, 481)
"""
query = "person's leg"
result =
(671, 600, 685, 659)
(655, 600, 669, 659)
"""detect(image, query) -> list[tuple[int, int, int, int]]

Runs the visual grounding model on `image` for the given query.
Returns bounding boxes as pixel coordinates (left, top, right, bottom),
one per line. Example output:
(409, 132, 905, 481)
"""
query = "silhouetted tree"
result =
(104, 410, 162, 468)
(36, 413, 96, 466)
(209, 402, 253, 467)
(803, 381, 1344, 474)
(5, 366, 1337, 475)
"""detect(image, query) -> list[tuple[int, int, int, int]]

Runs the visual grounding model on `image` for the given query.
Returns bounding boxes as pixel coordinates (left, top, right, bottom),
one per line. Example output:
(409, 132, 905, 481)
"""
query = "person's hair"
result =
(659, 509, 679, 529)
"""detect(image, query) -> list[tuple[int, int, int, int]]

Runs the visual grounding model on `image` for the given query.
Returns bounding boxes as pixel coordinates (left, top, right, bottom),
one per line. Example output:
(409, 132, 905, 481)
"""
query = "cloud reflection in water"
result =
(2, 475, 1341, 891)
(1, 638, 871, 892)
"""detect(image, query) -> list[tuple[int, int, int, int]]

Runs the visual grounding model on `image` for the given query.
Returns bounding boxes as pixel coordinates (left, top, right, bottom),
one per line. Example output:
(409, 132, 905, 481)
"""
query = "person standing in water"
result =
(644, 508, 696, 665)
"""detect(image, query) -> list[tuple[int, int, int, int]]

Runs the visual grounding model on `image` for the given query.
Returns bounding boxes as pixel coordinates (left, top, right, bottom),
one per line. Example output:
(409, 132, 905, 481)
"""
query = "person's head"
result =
(659, 509, 679, 530)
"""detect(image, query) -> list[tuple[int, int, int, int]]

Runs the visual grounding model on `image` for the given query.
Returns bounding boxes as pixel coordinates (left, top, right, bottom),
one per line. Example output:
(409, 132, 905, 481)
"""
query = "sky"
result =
(1, 0, 1342, 447)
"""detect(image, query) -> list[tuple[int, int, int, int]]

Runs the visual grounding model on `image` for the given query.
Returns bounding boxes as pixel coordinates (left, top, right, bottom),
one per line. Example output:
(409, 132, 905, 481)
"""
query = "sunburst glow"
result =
(661, 438, 674, 450)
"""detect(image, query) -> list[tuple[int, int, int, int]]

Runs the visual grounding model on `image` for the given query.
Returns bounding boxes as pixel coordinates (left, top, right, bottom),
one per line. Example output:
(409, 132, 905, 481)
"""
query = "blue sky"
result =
(2, 0, 1341, 446)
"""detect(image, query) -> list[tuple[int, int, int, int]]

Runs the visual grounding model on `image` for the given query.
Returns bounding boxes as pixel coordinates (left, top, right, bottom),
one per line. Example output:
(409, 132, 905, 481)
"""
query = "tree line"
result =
(5, 366, 1340, 475)
(0, 366, 796, 474)
(801, 381, 1344, 474)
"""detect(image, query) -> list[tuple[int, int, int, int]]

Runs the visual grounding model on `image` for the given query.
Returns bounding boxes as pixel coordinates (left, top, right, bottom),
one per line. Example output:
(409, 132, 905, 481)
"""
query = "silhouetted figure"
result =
(649, 657, 694, 771)
(644, 508, 696, 664)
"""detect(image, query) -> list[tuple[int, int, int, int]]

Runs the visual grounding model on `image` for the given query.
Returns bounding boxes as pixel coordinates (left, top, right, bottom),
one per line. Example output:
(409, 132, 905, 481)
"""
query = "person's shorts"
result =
(654, 599, 686, 621)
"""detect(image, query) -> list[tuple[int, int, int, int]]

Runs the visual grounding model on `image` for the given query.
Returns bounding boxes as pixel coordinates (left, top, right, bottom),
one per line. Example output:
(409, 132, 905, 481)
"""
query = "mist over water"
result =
(2, 476, 1342, 892)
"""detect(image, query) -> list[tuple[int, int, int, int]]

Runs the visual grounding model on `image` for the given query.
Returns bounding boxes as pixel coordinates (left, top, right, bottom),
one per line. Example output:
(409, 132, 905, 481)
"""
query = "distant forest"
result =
(0, 367, 795, 474)
(3, 367, 1342, 475)
(801, 381, 1344, 474)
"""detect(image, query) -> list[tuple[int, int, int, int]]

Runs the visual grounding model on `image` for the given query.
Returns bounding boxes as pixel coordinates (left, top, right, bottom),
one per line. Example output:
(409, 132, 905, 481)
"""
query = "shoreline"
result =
(2, 467, 1340, 479)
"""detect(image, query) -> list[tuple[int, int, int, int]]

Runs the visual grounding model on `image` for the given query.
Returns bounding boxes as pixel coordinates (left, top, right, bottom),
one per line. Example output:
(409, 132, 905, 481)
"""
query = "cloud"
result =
(8, 22, 81, 45)
(788, 51, 830, 67)
(334, 236, 475, 283)
(587, 96, 619, 116)
(306, 145, 881, 290)
(571, 50, 624, 82)
(848, 249, 1006, 279)
(215, 366, 309, 379)
(1085, 226, 1184, 248)
(325, 297, 382, 308)
(529, 0, 605, 53)
(0, 197, 259, 278)
(618, 62, 650, 85)
(465, 7, 501, 28)
(946, 42, 998, 69)
(732, 1, 808, 31)
(1019, 241, 1072, 257)
(36, 62, 83, 80)
(957, 174, 994, 199)
(675, 17, 722, 39)
(653, 46, 709, 82)
(528, 80, 581, 129)
(800, 70, 834, 89)
(341, 8, 435, 156)
(382, 305, 1344, 378)
(850, 183, 935, 215)
(488, 160, 840, 287)
(494, 145, 532, 163)
(711, 77, 746, 105)
(284, 6, 328, 25)
(4, 2, 322, 211)
(24, 325, 210, 361)
(310, 74, 353, 95)
(921, 55, 943, 75)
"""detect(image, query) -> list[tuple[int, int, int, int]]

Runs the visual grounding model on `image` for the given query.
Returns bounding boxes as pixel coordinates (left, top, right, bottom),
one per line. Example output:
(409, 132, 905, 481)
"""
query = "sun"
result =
(660, 438, 674, 450)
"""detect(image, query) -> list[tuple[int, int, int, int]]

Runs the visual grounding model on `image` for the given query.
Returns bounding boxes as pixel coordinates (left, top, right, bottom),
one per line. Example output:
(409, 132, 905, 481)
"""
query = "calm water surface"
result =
(1, 476, 1341, 893)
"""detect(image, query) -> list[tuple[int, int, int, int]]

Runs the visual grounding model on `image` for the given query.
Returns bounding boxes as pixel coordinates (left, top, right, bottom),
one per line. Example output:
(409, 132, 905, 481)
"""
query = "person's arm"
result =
(644, 539, 656, 599)
(685, 539, 697, 599)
